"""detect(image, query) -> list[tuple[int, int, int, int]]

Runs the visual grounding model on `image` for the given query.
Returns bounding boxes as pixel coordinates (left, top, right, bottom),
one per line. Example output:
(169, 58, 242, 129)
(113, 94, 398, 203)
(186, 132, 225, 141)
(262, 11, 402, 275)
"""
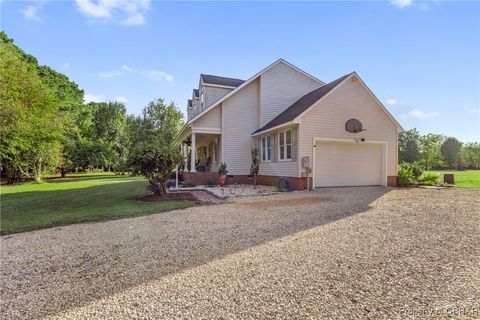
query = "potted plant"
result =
(218, 162, 228, 186)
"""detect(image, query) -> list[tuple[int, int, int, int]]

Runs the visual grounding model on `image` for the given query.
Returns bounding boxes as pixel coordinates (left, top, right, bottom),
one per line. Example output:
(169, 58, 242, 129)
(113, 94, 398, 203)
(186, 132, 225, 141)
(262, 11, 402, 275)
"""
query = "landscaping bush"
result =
(218, 163, 228, 175)
(410, 162, 423, 179)
(418, 173, 439, 185)
(206, 178, 217, 187)
(398, 163, 415, 186)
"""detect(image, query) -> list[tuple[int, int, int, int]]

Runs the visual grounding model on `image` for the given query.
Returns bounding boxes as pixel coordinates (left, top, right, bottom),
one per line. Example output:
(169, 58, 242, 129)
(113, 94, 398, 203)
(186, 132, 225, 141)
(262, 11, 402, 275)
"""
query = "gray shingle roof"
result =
(187, 99, 192, 108)
(201, 74, 245, 87)
(253, 72, 353, 134)
(193, 89, 199, 97)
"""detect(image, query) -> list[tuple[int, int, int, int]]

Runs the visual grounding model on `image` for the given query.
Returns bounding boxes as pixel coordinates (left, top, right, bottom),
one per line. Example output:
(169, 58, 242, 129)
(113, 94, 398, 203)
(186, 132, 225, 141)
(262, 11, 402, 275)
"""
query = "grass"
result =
(424, 170, 480, 188)
(0, 174, 192, 235)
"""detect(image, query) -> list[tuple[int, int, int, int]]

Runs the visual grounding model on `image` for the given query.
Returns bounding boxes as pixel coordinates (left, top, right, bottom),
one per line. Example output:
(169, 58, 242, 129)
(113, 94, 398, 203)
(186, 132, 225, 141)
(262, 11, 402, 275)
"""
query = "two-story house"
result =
(175, 59, 402, 189)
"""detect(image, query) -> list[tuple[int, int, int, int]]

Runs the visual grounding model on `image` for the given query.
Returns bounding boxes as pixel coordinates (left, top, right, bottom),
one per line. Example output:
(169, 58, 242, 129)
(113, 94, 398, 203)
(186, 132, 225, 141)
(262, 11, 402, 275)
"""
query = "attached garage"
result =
(314, 140, 386, 187)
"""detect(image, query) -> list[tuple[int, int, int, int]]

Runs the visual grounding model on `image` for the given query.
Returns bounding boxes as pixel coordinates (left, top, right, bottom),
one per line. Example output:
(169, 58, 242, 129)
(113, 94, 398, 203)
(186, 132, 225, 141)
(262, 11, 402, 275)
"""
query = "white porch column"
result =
(190, 133, 196, 172)
(182, 143, 188, 165)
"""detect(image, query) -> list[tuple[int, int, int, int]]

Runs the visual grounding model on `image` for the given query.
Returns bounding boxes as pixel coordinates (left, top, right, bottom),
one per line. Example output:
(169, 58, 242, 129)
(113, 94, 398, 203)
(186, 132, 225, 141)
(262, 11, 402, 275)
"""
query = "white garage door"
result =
(314, 141, 383, 187)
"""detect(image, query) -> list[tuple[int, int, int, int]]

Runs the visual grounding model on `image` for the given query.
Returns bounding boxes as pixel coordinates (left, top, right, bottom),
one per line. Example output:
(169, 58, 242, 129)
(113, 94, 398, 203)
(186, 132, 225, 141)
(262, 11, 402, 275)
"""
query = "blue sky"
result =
(1, 0, 479, 142)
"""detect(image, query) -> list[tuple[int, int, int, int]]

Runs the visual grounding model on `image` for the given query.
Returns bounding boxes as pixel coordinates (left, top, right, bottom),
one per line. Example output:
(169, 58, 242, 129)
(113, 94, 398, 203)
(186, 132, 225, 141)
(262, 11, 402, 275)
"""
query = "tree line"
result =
(0, 32, 183, 189)
(399, 129, 480, 170)
(1, 31, 478, 191)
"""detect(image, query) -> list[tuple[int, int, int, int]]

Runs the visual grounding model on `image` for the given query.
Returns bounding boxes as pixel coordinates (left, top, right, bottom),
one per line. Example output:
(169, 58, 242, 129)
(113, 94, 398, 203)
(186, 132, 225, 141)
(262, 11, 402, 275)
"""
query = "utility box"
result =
(302, 156, 311, 168)
(444, 174, 454, 184)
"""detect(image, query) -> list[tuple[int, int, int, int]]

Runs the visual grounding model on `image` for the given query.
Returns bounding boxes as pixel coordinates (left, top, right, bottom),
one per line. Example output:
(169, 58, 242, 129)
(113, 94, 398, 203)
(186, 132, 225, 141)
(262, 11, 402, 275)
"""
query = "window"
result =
(261, 136, 272, 162)
(200, 90, 205, 106)
(208, 139, 218, 163)
(279, 129, 292, 161)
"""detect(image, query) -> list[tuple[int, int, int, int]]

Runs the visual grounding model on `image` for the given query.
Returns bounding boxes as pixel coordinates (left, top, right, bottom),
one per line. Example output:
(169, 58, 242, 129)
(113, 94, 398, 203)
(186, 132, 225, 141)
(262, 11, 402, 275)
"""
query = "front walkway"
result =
(175, 184, 278, 199)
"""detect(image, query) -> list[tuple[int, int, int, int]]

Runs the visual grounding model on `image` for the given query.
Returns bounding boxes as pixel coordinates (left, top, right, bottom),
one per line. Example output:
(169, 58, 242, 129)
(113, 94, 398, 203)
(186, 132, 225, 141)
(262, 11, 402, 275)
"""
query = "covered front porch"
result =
(177, 127, 221, 174)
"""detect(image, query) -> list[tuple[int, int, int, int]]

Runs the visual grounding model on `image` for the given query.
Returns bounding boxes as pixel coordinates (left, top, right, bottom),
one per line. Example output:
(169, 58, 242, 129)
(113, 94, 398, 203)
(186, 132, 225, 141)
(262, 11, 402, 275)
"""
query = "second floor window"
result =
(200, 90, 205, 106)
(261, 136, 272, 162)
(279, 129, 292, 161)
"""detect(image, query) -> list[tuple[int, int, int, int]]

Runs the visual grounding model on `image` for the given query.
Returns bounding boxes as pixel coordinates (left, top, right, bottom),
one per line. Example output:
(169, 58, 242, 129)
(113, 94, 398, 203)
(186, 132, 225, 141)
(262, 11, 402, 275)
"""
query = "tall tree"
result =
(461, 142, 480, 169)
(419, 133, 444, 170)
(441, 137, 462, 169)
(1, 31, 84, 180)
(128, 99, 184, 195)
(398, 128, 420, 163)
(0, 44, 63, 182)
(91, 102, 128, 171)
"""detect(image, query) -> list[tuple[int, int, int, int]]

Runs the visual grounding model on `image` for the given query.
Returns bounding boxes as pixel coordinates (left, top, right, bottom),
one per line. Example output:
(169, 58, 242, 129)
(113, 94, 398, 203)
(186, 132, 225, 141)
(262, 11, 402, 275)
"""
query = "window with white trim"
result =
(261, 136, 272, 162)
(208, 139, 218, 163)
(279, 129, 292, 161)
(200, 89, 205, 107)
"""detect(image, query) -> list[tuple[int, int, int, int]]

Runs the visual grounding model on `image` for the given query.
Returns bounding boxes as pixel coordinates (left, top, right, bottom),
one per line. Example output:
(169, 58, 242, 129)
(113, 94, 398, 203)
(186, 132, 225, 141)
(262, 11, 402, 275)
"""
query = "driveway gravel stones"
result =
(1, 187, 479, 319)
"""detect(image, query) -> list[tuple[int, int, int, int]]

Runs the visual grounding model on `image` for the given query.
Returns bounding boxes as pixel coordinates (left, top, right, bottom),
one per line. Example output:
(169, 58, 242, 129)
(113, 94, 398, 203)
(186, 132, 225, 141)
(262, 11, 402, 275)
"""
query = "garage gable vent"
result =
(345, 119, 364, 133)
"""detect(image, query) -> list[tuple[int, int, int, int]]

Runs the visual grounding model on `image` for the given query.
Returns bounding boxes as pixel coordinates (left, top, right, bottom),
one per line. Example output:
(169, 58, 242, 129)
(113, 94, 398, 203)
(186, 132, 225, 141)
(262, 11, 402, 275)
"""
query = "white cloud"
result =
(84, 93, 105, 103)
(63, 62, 71, 69)
(386, 98, 406, 106)
(115, 96, 128, 104)
(75, 0, 150, 26)
(391, 0, 413, 8)
(98, 65, 173, 82)
(386, 98, 398, 106)
(147, 70, 174, 82)
(21, 3, 43, 21)
(402, 109, 439, 118)
(99, 70, 123, 78)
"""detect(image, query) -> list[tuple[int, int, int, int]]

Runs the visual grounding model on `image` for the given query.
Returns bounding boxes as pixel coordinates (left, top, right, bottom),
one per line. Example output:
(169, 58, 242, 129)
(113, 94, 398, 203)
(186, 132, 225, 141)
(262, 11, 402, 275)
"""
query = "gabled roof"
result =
(253, 71, 403, 135)
(200, 74, 245, 87)
(253, 72, 353, 134)
(186, 59, 325, 125)
(193, 89, 199, 97)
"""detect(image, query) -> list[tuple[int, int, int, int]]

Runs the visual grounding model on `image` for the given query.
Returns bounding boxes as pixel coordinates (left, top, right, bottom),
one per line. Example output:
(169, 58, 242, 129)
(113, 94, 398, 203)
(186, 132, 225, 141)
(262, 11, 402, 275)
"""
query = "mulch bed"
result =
(138, 190, 223, 204)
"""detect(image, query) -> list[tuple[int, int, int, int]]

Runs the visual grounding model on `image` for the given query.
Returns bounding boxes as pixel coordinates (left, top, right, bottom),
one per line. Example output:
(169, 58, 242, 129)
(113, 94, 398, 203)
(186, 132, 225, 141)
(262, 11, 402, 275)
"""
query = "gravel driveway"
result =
(1, 187, 479, 319)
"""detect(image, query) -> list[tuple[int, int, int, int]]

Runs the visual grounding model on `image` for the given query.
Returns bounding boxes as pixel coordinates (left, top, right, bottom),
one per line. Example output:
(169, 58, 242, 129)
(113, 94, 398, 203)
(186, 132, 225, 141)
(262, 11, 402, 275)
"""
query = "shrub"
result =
(398, 162, 415, 186)
(418, 173, 439, 185)
(205, 178, 217, 187)
(410, 162, 423, 179)
(218, 163, 228, 175)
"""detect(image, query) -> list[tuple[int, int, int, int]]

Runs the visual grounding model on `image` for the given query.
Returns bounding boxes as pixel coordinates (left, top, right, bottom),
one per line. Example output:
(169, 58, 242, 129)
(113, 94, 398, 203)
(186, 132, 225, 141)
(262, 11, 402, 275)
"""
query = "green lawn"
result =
(424, 170, 480, 188)
(0, 174, 192, 235)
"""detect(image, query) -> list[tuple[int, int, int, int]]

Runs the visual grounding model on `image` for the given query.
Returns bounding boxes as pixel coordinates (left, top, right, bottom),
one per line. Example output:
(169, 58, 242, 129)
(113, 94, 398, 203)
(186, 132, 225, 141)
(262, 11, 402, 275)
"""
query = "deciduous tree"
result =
(128, 99, 184, 195)
(441, 137, 462, 169)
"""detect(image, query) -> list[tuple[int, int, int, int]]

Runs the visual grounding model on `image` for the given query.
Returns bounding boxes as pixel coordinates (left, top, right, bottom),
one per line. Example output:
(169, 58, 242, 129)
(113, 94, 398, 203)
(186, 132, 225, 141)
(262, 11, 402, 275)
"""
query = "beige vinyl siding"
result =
(205, 86, 233, 109)
(257, 126, 298, 177)
(298, 77, 398, 178)
(222, 79, 259, 175)
(191, 106, 221, 129)
(260, 61, 322, 127)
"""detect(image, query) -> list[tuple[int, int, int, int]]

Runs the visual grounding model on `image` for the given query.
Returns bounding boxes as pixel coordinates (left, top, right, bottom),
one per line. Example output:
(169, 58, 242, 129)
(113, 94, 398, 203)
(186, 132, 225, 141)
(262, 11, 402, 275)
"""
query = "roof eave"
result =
(251, 121, 298, 136)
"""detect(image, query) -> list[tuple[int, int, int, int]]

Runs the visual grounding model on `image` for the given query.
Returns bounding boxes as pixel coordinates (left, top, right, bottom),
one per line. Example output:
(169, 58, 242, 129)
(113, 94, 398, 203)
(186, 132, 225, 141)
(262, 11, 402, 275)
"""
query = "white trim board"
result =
(192, 127, 222, 134)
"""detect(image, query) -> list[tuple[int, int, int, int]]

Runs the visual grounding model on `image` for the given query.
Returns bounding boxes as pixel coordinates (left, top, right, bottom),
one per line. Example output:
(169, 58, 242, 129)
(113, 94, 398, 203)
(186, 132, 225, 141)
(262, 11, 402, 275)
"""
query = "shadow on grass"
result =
(1, 187, 391, 319)
(45, 174, 137, 183)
